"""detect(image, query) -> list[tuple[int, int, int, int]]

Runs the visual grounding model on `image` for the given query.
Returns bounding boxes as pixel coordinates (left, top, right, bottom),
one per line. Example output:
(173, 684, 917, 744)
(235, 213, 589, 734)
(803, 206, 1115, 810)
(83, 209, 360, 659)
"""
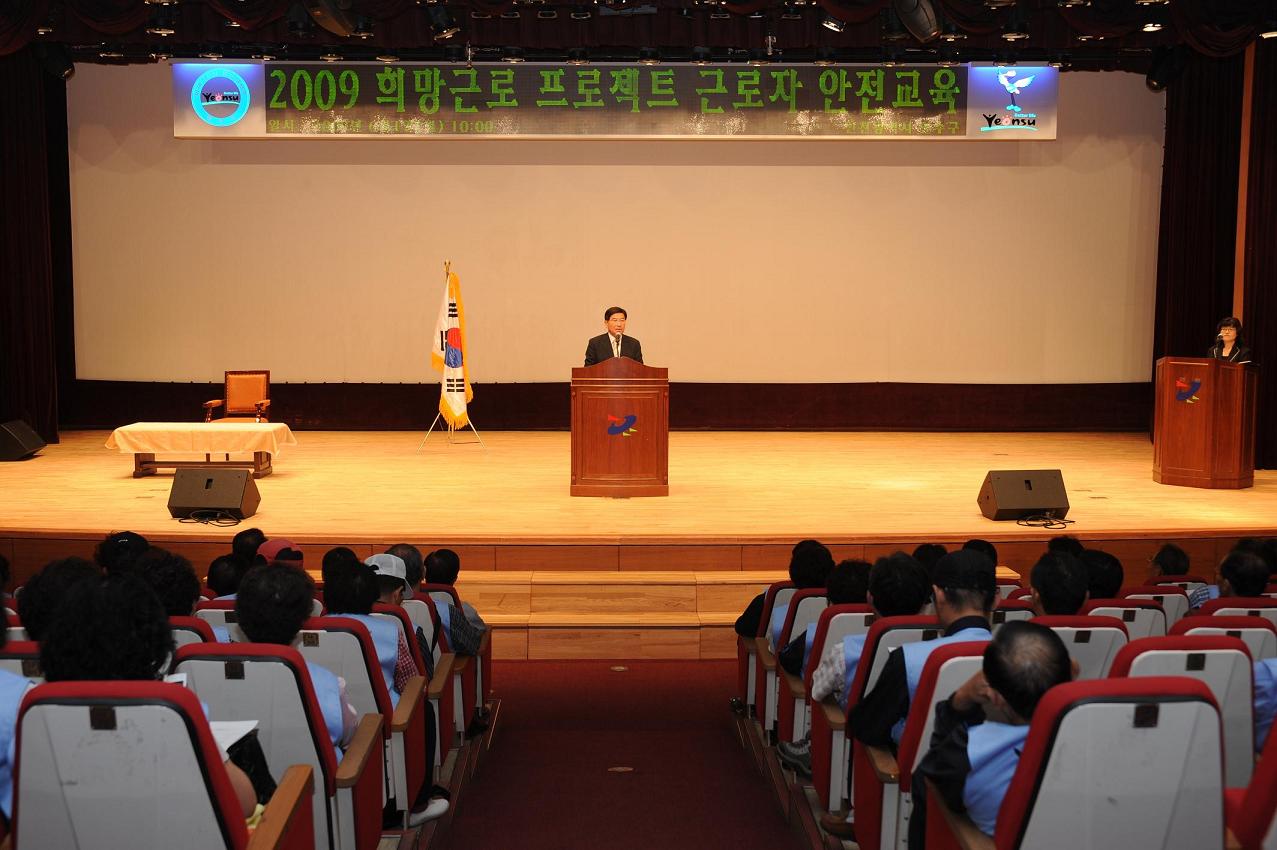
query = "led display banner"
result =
(173, 62, 1058, 140)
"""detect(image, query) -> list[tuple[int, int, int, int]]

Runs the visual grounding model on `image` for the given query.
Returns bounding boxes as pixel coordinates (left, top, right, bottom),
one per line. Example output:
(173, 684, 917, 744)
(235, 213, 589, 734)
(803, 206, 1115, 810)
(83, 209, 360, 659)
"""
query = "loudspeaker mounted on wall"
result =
(977, 469, 1069, 521)
(0, 420, 46, 462)
(168, 468, 261, 520)
(892, 0, 940, 43)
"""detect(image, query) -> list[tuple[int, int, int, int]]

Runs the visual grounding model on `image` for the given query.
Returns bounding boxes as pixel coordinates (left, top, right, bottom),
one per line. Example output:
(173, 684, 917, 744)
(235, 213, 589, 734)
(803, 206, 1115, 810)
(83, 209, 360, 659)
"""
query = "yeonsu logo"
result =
(981, 70, 1038, 132)
(607, 415, 638, 436)
(1175, 378, 1201, 403)
(190, 68, 251, 127)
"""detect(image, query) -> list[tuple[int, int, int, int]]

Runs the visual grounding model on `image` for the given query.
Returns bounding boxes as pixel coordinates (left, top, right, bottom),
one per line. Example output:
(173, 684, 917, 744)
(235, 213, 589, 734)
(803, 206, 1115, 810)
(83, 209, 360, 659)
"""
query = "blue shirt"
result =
(1255, 659, 1277, 752)
(840, 633, 869, 713)
(964, 721, 1030, 836)
(305, 660, 347, 760)
(895, 624, 993, 742)
(341, 613, 401, 708)
(770, 603, 790, 649)
(0, 670, 33, 818)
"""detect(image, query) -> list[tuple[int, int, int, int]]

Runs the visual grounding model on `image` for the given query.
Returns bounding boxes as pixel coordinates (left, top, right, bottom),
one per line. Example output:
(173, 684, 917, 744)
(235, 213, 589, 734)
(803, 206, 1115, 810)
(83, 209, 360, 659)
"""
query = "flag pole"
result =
(419, 260, 485, 451)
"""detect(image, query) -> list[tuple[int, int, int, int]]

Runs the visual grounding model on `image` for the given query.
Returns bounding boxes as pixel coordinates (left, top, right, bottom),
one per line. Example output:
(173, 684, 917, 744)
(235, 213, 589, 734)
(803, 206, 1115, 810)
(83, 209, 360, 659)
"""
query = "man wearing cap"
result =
(256, 538, 304, 569)
(850, 549, 996, 748)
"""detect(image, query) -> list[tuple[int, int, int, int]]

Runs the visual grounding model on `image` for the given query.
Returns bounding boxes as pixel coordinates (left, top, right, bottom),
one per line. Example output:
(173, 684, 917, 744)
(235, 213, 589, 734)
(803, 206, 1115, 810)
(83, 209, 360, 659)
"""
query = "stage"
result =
(3, 430, 1273, 658)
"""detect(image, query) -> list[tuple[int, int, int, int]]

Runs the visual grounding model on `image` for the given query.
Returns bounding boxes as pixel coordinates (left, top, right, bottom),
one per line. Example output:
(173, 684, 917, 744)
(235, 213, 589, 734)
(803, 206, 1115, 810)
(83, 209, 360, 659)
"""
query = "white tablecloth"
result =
(105, 422, 298, 456)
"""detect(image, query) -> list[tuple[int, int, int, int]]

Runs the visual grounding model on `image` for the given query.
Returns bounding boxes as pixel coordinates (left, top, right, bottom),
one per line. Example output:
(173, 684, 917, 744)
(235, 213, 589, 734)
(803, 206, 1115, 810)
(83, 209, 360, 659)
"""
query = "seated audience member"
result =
(139, 549, 231, 643)
(324, 558, 415, 707)
(232, 527, 268, 566)
(17, 557, 100, 642)
(235, 564, 357, 753)
(1028, 551, 1088, 615)
(387, 543, 426, 599)
(1080, 549, 1124, 601)
(910, 621, 1074, 848)
(424, 549, 487, 655)
(768, 541, 836, 649)
(851, 549, 996, 748)
(0, 608, 34, 822)
(913, 544, 947, 580)
(962, 539, 999, 569)
(207, 554, 250, 600)
(1047, 535, 1086, 558)
(783, 554, 930, 777)
(734, 539, 830, 639)
(779, 559, 871, 677)
(0, 553, 10, 602)
(1150, 543, 1190, 579)
(1218, 550, 1271, 598)
(256, 539, 304, 570)
(93, 530, 150, 576)
(822, 550, 995, 839)
(39, 575, 257, 817)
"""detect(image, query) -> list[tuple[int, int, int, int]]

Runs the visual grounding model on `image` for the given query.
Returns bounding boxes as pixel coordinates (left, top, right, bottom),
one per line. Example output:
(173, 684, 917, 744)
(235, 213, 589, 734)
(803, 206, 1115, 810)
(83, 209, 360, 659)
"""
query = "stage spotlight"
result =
(571, 6, 592, 19)
(537, 8, 558, 19)
(351, 15, 374, 38)
(892, 0, 939, 43)
(1057, 0, 1089, 5)
(1001, 12, 1030, 41)
(747, 47, 772, 65)
(638, 47, 661, 65)
(821, 14, 845, 33)
(428, 5, 460, 39)
(567, 47, 590, 64)
(1146, 45, 1187, 92)
(881, 9, 910, 42)
(502, 46, 526, 62)
(500, 9, 521, 18)
(813, 47, 837, 65)
(938, 19, 967, 42)
(780, 4, 803, 21)
(1263, 21, 1277, 38)
(983, 0, 1015, 7)
(320, 52, 342, 61)
(377, 53, 400, 62)
(146, 9, 177, 36)
(691, 45, 713, 64)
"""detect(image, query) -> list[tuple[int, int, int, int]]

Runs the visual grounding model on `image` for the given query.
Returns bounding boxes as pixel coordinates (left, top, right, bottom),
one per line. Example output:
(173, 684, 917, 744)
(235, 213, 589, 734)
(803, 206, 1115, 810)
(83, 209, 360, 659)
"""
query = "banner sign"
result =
(173, 62, 1058, 140)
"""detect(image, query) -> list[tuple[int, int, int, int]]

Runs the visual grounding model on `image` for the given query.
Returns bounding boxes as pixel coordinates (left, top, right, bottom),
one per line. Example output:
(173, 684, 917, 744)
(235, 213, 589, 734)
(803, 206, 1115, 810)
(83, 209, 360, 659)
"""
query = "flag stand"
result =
(417, 413, 485, 451)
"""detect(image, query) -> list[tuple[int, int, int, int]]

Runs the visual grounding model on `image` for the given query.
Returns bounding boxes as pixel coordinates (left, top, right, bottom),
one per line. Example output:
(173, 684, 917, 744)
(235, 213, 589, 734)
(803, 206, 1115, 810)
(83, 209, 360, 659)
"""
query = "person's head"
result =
(40, 575, 174, 682)
(18, 557, 100, 641)
(912, 544, 948, 578)
(1219, 550, 1270, 598)
(930, 549, 996, 624)
(236, 564, 316, 645)
(826, 560, 871, 605)
(322, 558, 379, 615)
(603, 307, 627, 336)
(366, 553, 409, 605)
(866, 553, 932, 617)
(962, 539, 998, 568)
(1029, 551, 1089, 615)
(136, 548, 202, 617)
(982, 621, 1073, 724)
(425, 548, 463, 586)
(1081, 549, 1124, 600)
(1047, 535, 1085, 558)
(1234, 538, 1277, 574)
(256, 539, 304, 569)
(0, 552, 10, 593)
(94, 530, 150, 576)
(789, 541, 835, 589)
(1151, 543, 1190, 577)
(232, 528, 268, 564)
(387, 544, 424, 593)
(1217, 316, 1244, 345)
(207, 554, 250, 597)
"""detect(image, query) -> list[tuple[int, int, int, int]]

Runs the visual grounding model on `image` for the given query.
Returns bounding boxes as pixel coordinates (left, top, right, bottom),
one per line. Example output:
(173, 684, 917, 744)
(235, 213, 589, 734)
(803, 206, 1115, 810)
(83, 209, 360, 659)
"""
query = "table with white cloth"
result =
(105, 422, 298, 479)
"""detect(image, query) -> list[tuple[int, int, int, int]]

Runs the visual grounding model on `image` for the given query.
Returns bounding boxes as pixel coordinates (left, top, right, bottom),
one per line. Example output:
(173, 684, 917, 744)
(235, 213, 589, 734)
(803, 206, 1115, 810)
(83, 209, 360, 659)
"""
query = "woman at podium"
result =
(1209, 317, 1252, 363)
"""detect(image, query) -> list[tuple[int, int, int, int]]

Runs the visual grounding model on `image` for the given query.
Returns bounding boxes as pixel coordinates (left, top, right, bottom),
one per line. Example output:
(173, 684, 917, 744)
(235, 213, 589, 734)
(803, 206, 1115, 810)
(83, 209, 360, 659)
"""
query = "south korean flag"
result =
(430, 268, 473, 428)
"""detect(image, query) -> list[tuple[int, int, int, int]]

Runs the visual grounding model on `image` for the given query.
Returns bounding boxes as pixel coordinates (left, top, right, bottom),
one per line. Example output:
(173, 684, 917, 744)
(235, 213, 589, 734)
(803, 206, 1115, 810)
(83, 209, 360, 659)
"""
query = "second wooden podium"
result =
(570, 358, 669, 497)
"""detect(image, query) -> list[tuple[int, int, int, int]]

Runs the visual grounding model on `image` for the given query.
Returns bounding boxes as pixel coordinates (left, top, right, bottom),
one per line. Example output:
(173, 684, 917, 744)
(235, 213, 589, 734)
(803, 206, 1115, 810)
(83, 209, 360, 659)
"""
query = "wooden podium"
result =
(1153, 356, 1258, 489)
(570, 358, 669, 497)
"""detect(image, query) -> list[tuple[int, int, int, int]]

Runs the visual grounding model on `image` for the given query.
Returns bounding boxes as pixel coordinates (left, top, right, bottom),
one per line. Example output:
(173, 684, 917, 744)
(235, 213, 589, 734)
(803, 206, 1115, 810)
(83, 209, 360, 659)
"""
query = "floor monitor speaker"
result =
(0, 420, 46, 461)
(977, 469, 1069, 521)
(168, 468, 261, 520)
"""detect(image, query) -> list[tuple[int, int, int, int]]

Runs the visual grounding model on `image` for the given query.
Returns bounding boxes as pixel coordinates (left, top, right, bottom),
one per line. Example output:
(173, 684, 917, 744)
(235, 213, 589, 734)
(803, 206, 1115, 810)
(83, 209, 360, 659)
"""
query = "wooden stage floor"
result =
(2, 429, 1275, 545)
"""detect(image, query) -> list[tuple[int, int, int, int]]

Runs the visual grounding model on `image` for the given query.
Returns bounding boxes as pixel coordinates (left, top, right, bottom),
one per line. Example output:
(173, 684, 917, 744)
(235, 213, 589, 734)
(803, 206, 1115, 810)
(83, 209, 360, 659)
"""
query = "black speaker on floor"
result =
(978, 469, 1069, 521)
(168, 468, 261, 520)
(0, 420, 46, 461)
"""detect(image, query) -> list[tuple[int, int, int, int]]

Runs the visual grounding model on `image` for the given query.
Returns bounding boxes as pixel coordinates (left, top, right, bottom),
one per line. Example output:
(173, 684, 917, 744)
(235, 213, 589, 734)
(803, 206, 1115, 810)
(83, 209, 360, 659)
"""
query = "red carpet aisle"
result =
(440, 660, 797, 850)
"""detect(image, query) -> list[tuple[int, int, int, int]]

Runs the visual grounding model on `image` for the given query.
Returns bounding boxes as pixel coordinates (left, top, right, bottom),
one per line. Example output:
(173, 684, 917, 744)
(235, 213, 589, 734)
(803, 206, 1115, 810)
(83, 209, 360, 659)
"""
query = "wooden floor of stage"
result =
(3, 429, 1275, 545)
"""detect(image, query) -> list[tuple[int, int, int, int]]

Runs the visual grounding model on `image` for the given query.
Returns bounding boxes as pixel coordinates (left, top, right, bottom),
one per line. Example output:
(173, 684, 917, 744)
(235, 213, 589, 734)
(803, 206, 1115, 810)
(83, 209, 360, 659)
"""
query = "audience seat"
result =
(1081, 599, 1168, 640)
(1149, 575, 1211, 600)
(195, 599, 240, 630)
(13, 680, 315, 850)
(1005, 588, 1033, 601)
(769, 589, 828, 743)
(996, 579, 1023, 599)
(926, 677, 1224, 850)
(855, 641, 987, 850)
(1200, 598, 1277, 627)
(174, 643, 386, 850)
(1120, 586, 1190, 625)
(1225, 708, 1277, 850)
(740, 581, 794, 721)
(1031, 615, 1128, 679)
(6, 615, 27, 643)
(1171, 615, 1277, 661)
(990, 599, 1034, 632)
(0, 639, 42, 683)
(809, 615, 939, 816)
(1109, 635, 1253, 786)
(296, 617, 428, 826)
(421, 583, 489, 731)
(401, 596, 459, 765)
(171, 616, 217, 649)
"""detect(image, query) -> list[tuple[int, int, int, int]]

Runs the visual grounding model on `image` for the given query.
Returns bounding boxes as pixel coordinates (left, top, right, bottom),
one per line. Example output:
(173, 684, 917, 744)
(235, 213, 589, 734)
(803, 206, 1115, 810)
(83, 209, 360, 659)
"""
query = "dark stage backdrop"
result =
(1243, 41, 1277, 470)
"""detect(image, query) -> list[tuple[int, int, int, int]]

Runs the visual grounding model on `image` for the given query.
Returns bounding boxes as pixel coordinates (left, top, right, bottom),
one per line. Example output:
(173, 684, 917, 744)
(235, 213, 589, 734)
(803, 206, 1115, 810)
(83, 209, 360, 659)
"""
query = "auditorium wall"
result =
(67, 65, 1166, 394)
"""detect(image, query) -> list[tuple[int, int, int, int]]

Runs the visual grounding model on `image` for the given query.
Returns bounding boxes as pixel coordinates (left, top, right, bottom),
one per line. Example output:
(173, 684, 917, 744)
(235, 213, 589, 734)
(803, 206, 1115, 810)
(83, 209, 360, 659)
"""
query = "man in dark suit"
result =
(584, 306, 643, 366)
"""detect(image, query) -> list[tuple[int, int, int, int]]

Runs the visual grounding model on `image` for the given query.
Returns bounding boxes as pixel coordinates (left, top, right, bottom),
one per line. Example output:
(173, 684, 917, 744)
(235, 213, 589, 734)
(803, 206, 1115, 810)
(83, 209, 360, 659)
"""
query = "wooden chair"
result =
(204, 370, 271, 423)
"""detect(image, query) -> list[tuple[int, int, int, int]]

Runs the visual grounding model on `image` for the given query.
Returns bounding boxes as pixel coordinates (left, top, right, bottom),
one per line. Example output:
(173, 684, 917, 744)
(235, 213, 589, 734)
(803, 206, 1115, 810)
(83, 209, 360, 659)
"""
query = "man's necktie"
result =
(613, 335, 620, 358)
